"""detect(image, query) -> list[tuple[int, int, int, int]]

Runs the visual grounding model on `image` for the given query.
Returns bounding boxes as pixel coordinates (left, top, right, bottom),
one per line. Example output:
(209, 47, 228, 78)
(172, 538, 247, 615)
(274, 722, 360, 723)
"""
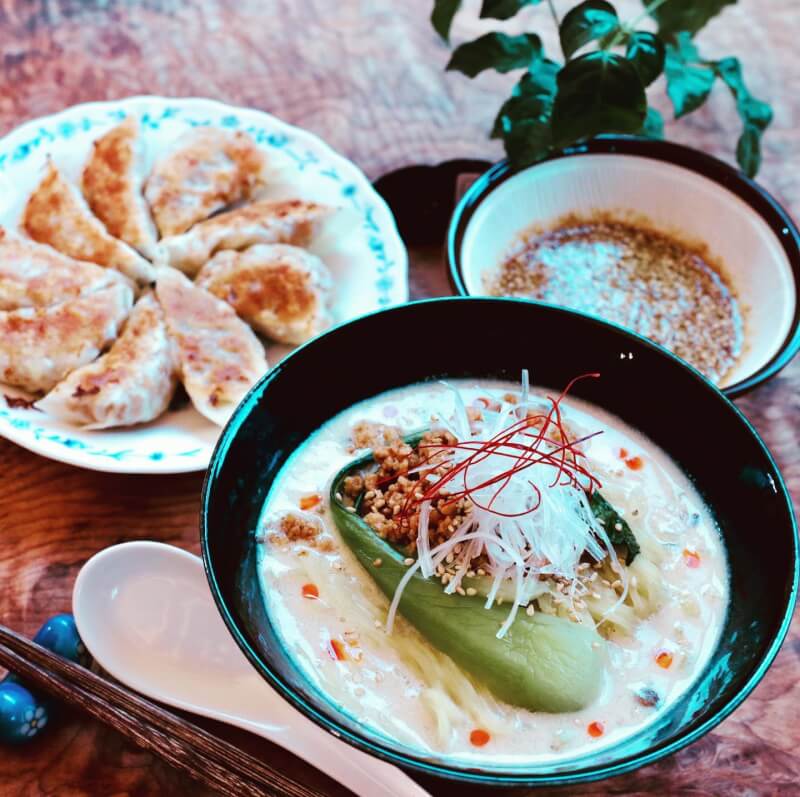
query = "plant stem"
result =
(628, 0, 671, 30)
(546, 0, 560, 28)
(606, 0, 671, 50)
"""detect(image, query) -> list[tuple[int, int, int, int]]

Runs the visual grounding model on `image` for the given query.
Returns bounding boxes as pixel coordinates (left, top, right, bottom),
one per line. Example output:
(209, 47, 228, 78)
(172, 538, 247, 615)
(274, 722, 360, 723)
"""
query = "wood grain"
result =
(0, 627, 316, 797)
(0, 1, 798, 795)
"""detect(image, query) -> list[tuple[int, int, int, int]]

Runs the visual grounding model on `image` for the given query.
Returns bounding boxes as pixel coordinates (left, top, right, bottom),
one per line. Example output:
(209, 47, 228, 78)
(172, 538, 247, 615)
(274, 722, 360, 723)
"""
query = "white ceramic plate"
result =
(450, 145, 799, 393)
(0, 96, 408, 473)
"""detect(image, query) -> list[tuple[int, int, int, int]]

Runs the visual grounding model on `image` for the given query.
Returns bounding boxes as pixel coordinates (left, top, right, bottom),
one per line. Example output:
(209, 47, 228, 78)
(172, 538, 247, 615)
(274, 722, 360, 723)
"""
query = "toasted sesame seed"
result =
(372, 558, 382, 567)
(466, 587, 477, 596)
(403, 557, 415, 566)
(374, 620, 382, 628)
(335, 492, 343, 502)
(526, 604, 535, 616)
(345, 506, 356, 514)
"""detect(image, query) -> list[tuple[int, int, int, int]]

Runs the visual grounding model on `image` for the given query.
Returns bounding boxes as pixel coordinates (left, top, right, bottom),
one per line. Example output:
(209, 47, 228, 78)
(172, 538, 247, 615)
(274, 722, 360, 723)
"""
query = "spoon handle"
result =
(0, 625, 319, 797)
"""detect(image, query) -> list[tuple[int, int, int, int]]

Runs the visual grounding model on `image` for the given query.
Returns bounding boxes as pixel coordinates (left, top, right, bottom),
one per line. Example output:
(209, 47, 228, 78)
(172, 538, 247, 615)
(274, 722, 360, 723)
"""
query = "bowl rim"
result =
(201, 295, 799, 787)
(446, 136, 800, 399)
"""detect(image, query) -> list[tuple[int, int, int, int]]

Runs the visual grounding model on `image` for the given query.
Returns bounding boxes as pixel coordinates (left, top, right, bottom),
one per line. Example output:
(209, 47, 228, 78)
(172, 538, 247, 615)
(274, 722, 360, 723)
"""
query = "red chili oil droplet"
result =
(587, 721, 604, 738)
(469, 729, 491, 747)
(683, 549, 701, 568)
(299, 494, 321, 510)
(655, 650, 673, 669)
(301, 583, 319, 600)
(327, 639, 347, 661)
(618, 447, 629, 459)
(625, 456, 644, 471)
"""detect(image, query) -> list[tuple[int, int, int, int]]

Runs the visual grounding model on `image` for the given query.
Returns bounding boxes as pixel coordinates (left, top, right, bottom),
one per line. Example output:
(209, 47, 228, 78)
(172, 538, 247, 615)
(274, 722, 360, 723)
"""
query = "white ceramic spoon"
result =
(72, 541, 429, 797)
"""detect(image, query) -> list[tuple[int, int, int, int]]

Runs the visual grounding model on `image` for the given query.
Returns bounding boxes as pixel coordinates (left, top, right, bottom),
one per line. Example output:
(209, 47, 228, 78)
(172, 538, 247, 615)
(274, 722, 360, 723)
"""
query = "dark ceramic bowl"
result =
(201, 297, 798, 787)
(447, 137, 800, 398)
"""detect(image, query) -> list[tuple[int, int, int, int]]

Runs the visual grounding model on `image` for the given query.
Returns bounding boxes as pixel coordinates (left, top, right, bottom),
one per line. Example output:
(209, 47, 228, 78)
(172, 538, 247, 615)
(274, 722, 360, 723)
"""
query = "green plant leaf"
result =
(559, 0, 620, 58)
(664, 32, 715, 117)
(431, 0, 462, 42)
(504, 118, 554, 166)
(480, 0, 543, 21)
(713, 57, 773, 131)
(493, 61, 559, 167)
(551, 51, 647, 146)
(713, 57, 772, 177)
(491, 59, 559, 135)
(640, 107, 664, 138)
(650, 0, 738, 38)
(447, 32, 544, 77)
(626, 31, 665, 86)
(736, 125, 762, 178)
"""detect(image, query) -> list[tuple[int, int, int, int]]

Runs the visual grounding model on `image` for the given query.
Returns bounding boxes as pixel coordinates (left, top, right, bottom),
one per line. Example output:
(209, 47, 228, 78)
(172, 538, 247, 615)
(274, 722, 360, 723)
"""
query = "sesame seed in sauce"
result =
(486, 216, 742, 383)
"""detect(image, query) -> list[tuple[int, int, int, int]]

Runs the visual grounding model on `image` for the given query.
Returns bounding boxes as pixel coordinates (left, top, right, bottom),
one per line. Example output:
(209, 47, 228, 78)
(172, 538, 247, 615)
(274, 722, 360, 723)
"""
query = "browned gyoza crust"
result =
(22, 161, 155, 285)
(195, 243, 333, 344)
(0, 282, 133, 393)
(145, 127, 267, 238)
(154, 266, 267, 426)
(0, 226, 131, 311)
(158, 198, 333, 275)
(81, 116, 159, 260)
(37, 293, 177, 429)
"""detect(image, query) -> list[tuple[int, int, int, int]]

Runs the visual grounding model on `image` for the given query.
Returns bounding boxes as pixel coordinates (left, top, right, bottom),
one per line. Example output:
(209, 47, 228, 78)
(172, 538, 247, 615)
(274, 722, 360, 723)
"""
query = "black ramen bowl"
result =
(201, 297, 798, 787)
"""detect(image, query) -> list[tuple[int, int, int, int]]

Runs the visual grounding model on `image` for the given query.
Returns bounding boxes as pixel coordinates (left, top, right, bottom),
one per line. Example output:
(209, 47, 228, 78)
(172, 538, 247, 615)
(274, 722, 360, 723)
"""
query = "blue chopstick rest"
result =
(0, 613, 91, 744)
(0, 682, 48, 744)
(33, 613, 91, 668)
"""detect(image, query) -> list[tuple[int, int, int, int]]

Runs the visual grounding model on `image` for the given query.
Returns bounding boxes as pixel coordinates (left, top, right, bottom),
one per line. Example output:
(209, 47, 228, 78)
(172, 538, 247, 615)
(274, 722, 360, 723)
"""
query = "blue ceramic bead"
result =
(32, 613, 91, 667)
(4, 614, 91, 689)
(0, 682, 48, 744)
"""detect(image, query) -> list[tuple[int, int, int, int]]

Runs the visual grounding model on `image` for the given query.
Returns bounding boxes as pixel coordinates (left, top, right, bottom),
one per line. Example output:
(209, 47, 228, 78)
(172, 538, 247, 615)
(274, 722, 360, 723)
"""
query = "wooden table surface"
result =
(0, 1, 798, 794)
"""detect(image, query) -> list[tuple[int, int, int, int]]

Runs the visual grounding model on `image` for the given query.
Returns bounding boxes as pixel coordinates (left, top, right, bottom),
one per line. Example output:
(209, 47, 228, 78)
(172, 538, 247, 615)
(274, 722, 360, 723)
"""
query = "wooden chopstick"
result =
(0, 625, 321, 797)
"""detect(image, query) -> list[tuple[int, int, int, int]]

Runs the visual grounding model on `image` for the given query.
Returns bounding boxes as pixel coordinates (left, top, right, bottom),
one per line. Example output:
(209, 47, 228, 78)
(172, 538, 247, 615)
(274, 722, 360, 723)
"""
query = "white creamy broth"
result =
(257, 379, 728, 765)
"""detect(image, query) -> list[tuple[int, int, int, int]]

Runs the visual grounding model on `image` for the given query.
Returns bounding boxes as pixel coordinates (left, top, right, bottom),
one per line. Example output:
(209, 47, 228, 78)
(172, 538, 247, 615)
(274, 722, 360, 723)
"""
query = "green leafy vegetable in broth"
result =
(589, 490, 640, 562)
(331, 452, 604, 713)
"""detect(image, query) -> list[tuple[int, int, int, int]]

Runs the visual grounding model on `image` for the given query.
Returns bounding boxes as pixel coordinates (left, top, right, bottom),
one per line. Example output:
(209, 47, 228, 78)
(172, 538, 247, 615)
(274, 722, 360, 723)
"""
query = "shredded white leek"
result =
(388, 371, 628, 638)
